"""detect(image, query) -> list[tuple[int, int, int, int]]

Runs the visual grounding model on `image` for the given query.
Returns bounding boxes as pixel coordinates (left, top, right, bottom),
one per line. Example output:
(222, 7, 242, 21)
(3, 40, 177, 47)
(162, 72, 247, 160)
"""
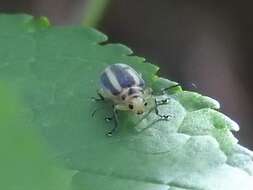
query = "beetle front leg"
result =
(154, 98, 172, 120)
(106, 106, 119, 136)
(105, 104, 128, 136)
(156, 98, 170, 105)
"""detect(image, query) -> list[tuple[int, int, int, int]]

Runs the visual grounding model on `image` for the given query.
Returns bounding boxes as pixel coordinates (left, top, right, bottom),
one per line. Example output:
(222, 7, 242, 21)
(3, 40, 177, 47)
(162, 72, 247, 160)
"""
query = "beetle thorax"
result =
(120, 86, 143, 102)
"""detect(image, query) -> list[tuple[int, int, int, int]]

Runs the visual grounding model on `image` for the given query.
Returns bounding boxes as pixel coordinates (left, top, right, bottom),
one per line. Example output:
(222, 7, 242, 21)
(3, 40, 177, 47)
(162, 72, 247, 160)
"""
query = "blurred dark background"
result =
(1, 0, 252, 148)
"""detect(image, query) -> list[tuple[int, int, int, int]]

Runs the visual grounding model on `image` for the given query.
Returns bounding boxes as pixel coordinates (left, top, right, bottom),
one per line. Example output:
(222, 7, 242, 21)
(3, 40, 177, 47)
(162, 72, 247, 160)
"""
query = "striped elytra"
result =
(100, 64, 145, 95)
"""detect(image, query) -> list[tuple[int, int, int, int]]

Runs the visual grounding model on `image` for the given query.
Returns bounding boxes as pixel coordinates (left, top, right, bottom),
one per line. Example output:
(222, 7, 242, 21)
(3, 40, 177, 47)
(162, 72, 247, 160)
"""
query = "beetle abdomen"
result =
(100, 63, 145, 95)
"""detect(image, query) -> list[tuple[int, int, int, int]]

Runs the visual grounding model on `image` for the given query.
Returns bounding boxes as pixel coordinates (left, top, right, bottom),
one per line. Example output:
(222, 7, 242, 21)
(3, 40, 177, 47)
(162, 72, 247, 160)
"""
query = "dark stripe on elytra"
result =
(110, 64, 136, 88)
(100, 72, 121, 95)
(125, 67, 145, 87)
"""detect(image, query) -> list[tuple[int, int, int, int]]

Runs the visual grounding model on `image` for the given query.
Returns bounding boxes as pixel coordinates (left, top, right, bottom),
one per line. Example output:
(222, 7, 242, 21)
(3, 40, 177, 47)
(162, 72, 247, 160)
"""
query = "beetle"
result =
(93, 63, 177, 136)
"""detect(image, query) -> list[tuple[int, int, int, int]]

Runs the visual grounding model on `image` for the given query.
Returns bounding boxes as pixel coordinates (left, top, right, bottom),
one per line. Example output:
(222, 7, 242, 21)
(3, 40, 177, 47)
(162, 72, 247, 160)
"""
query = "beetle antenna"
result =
(91, 109, 98, 117)
(161, 84, 180, 94)
(91, 90, 105, 102)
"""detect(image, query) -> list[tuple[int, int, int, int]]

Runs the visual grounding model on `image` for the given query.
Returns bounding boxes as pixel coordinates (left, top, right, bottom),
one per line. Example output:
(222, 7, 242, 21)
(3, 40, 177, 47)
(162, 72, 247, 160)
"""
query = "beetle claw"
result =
(91, 109, 97, 117)
(106, 132, 113, 137)
(157, 113, 172, 120)
(105, 116, 113, 122)
(156, 98, 170, 105)
(91, 97, 104, 102)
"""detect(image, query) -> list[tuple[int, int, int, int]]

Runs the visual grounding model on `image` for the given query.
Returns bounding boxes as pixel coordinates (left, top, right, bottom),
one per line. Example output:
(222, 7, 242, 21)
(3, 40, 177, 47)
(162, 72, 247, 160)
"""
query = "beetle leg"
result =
(91, 91, 105, 117)
(91, 109, 98, 117)
(104, 116, 113, 122)
(106, 104, 128, 136)
(91, 90, 105, 102)
(154, 98, 172, 120)
(156, 98, 171, 105)
(107, 106, 119, 136)
(114, 104, 129, 111)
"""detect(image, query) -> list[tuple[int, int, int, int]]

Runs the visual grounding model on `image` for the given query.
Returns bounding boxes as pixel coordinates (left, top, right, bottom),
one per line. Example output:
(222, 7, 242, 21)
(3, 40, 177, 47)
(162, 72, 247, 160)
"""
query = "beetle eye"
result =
(128, 104, 134, 109)
(144, 102, 148, 106)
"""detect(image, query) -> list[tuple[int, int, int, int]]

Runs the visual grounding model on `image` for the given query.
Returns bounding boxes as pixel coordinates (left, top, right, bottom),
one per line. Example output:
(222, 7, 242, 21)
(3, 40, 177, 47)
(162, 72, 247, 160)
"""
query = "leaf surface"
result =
(0, 14, 252, 190)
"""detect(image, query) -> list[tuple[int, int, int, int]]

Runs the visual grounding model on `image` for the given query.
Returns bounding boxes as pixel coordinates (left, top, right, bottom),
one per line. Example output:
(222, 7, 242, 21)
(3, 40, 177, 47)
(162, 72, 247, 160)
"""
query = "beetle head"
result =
(128, 96, 148, 115)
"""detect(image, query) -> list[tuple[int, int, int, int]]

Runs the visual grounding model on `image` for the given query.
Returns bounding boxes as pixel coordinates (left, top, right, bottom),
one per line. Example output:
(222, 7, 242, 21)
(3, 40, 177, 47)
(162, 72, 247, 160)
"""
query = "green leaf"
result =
(0, 14, 252, 190)
(0, 82, 73, 190)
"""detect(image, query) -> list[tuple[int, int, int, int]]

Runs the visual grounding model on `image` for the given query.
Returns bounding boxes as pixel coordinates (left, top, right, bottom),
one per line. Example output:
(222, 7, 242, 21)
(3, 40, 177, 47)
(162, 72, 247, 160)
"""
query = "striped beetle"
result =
(93, 63, 176, 136)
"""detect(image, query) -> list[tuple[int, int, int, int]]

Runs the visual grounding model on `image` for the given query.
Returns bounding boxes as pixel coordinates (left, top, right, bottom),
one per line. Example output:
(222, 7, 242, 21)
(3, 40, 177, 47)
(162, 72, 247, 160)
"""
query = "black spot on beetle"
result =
(121, 95, 126, 100)
(128, 104, 134, 109)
